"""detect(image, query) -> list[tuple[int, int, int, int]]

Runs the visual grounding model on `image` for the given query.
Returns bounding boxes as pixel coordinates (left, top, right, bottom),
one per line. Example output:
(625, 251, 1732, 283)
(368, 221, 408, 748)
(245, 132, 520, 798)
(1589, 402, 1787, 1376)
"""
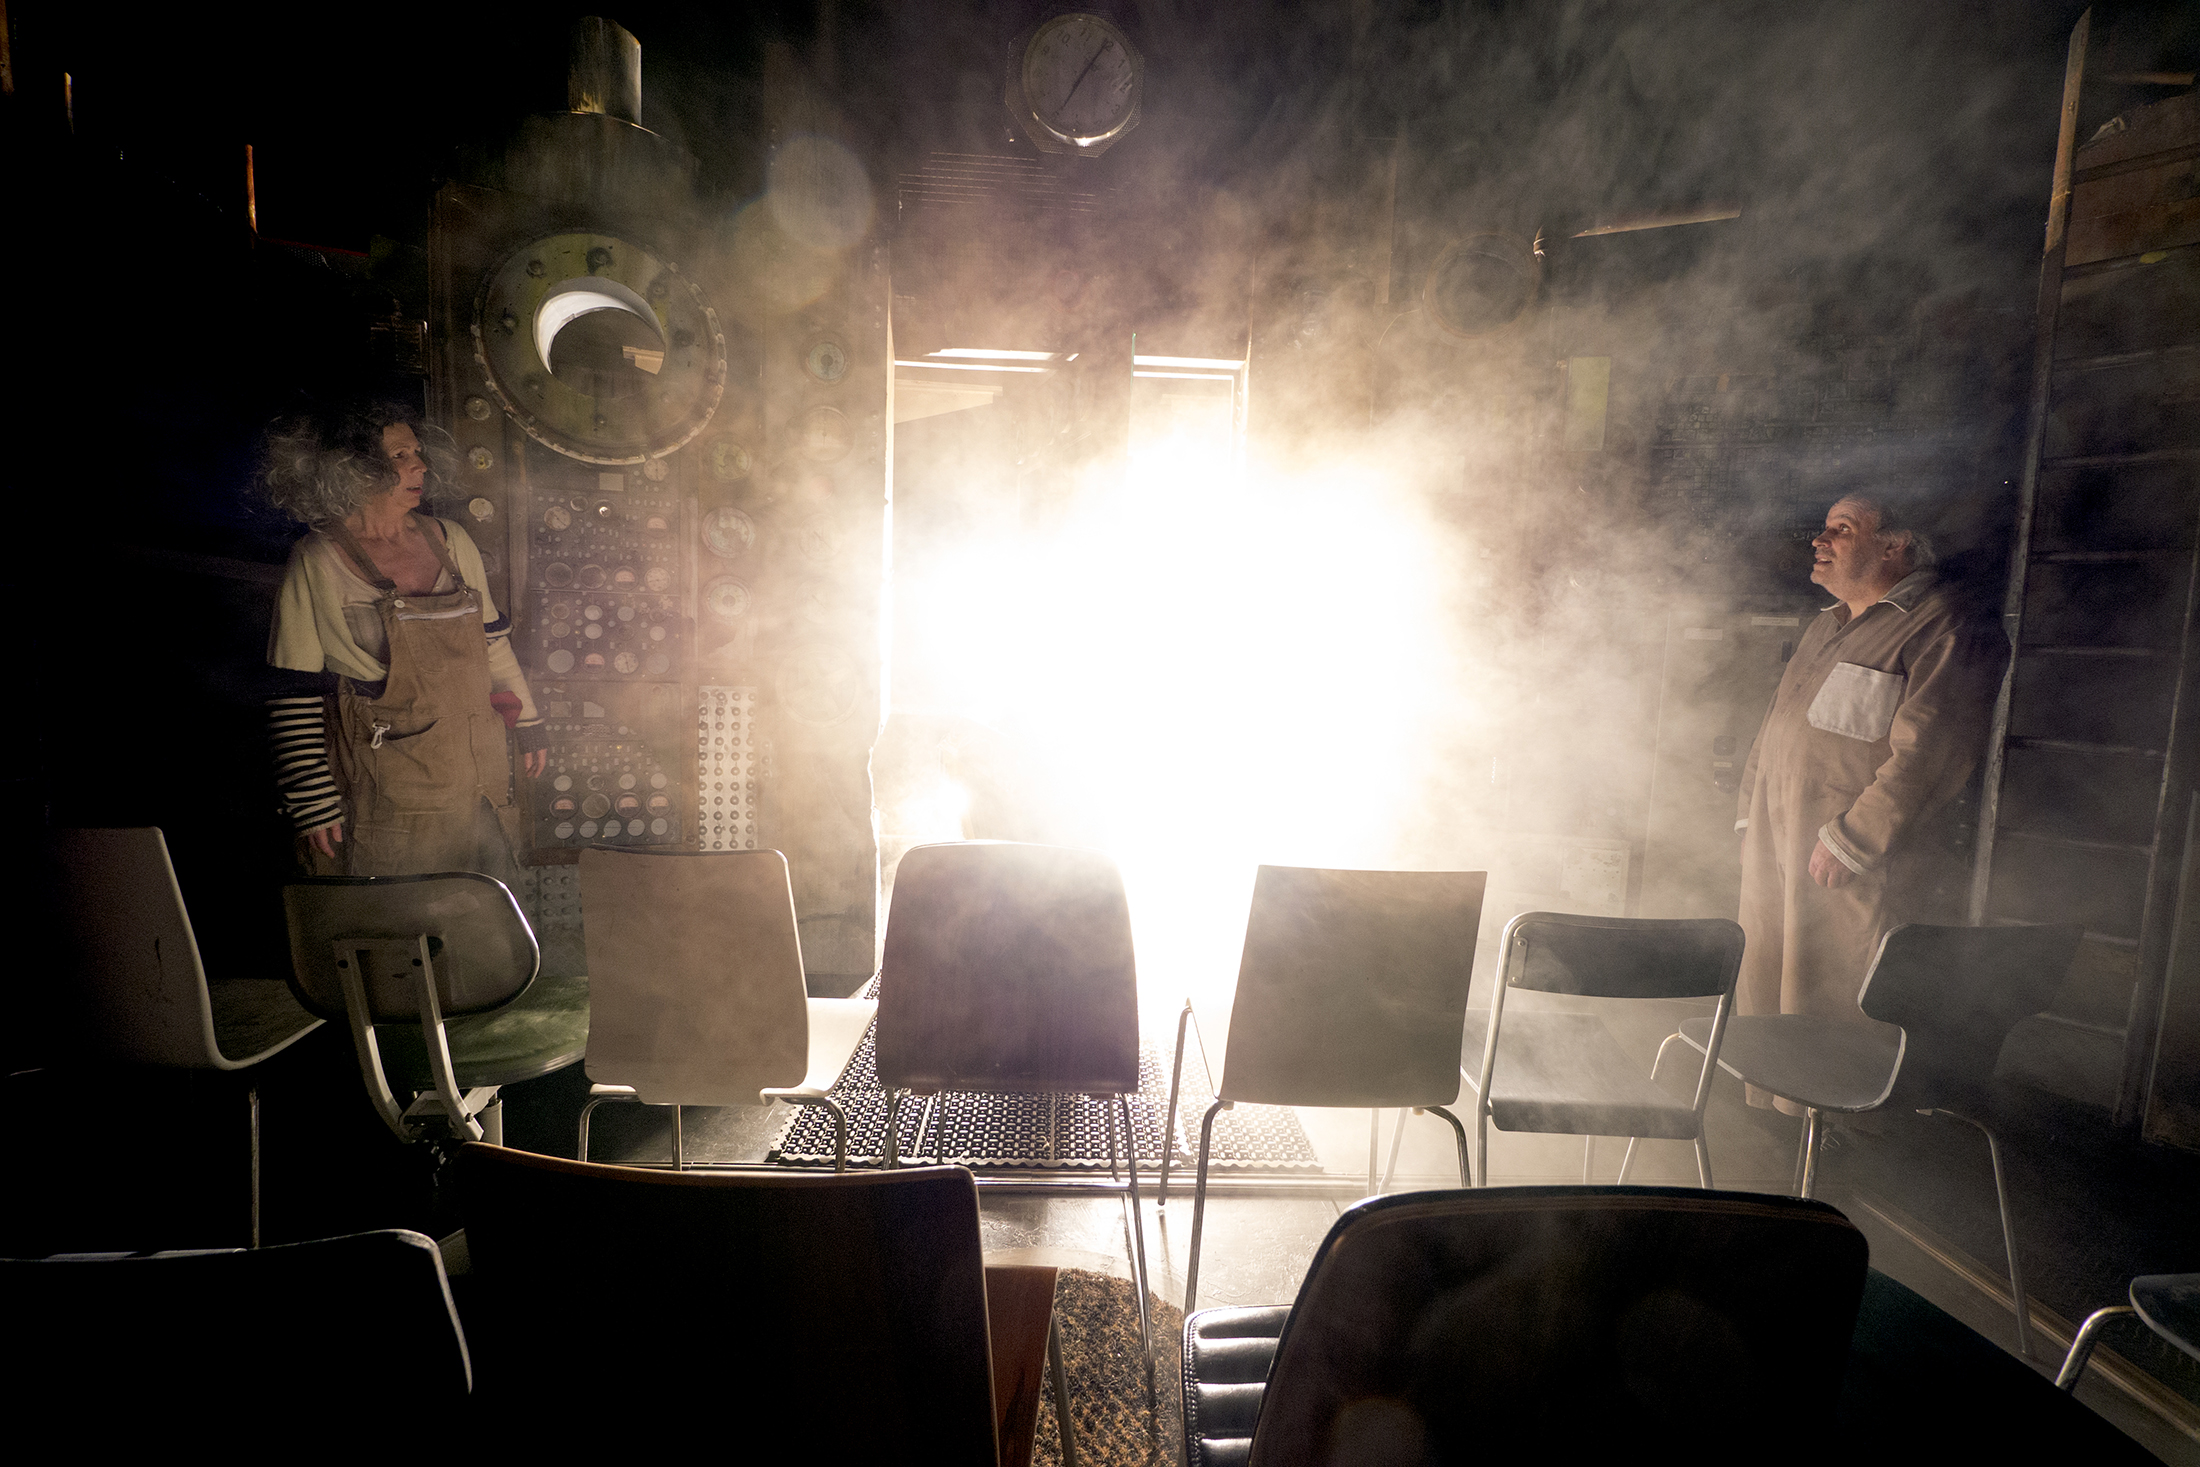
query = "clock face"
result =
(1022, 14, 1139, 146)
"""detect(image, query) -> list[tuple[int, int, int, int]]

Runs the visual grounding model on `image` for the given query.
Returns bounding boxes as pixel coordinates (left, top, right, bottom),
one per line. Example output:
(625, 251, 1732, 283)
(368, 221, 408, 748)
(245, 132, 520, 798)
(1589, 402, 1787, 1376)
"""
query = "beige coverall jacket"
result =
(1735, 571, 2003, 1022)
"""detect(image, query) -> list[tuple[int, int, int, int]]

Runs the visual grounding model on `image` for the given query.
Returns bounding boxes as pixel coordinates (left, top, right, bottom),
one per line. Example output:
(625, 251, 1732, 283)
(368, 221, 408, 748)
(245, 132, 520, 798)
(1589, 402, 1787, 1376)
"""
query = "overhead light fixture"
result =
(931, 348, 1057, 361)
(1132, 370, 1236, 381)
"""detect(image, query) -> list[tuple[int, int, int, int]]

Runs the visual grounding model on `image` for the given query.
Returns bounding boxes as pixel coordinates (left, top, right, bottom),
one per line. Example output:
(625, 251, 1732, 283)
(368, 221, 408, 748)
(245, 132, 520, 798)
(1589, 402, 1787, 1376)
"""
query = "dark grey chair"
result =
(1464, 912, 1744, 1190)
(1664, 920, 2084, 1358)
(2, 1229, 470, 1429)
(44, 828, 322, 1246)
(872, 840, 1155, 1402)
(1182, 1185, 1869, 1465)
(282, 873, 590, 1145)
(1159, 864, 1487, 1314)
(2057, 1274, 2200, 1391)
(456, 1145, 1068, 1465)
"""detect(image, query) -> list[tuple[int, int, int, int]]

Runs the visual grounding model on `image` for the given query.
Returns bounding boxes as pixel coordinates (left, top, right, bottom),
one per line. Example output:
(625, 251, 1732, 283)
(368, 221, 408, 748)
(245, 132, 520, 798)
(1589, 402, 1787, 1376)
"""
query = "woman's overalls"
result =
(313, 515, 517, 879)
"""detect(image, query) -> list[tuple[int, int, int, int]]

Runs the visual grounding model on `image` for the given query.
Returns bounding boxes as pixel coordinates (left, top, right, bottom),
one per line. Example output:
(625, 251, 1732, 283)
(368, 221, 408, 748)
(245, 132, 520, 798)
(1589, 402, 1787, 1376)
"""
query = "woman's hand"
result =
(306, 819, 345, 859)
(1809, 839, 1854, 889)
(524, 748, 547, 778)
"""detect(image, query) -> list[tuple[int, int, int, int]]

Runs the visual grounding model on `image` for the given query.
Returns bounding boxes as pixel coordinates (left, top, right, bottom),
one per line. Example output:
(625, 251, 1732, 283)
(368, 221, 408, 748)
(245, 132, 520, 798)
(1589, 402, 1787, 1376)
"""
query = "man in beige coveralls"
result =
(1735, 495, 2004, 1050)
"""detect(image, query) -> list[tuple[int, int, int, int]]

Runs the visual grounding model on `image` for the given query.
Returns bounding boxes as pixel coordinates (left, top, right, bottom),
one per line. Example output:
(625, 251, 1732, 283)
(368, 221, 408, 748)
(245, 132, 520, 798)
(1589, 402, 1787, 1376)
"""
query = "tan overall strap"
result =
(412, 512, 471, 589)
(322, 520, 396, 592)
(323, 513, 469, 594)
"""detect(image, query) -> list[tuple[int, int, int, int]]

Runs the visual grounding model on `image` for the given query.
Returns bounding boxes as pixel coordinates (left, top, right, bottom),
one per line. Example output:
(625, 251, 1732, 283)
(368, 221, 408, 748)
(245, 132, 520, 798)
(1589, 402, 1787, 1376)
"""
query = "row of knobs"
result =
(542, 562, 675, 592)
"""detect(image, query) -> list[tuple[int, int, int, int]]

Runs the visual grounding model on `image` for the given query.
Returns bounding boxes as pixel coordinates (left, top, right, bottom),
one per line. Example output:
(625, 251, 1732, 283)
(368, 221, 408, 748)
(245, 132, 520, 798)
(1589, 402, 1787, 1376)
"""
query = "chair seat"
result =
(1184, 1305, 1289, 1467)
(378, 974, 590, 1091)
(1678, 1014, 1902, 1113)
(207, 979, 321, 1067)
(763, 997, 877, 1101)
(2131, 1274, 2200, 1361)
(1463, 1009, 1703, 1139)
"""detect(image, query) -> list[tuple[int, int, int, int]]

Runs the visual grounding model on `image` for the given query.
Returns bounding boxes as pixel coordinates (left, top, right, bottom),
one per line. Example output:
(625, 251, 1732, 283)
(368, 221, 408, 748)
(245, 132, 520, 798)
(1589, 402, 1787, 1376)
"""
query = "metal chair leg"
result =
(1473, 1084, 1490, 1189)
(1617, 1136, 1640, 1184)
(882, 1088, 904, 1168)
(2056, 1304, 2136, 1390)
(577, 1092, 624, 1161)
(1797, 1107, 1823, 1198)
(1693, 1132, 1714, 1189)
(786, 1096, 851, 1171)
(1048, 1307, 1080, 1466)
(1380, 1107, 1409, 1192)
(1117, 1094, 1158, 1431)
(1184, 1098, 1229, 1315)
(925, 1092, 947, 1163)
(1582, 1135, 1596, 1183)
(1159, 1001, 1191, 1209)
(1425, 1105, 1471, 1187)
(671, 1103, 683, 1170)
(1368, 1109, 1383, 1196)
(1926, 1108, 2035, 1358)
(247, 1084, 262, 1250)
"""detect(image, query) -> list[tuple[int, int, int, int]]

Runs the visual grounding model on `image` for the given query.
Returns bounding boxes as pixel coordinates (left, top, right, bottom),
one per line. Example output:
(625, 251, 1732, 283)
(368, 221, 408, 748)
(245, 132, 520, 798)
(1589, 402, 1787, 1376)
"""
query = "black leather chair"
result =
(1183, 1185, 1868, 1464)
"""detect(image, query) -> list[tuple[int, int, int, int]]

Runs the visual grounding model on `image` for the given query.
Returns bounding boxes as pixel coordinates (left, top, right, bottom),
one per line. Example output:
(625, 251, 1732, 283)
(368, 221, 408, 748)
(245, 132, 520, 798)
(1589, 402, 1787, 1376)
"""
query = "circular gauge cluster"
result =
(541, 760, 676, 844)
(1006, 13, 1144, 157)
(1423, 232, 1542, 339)
(700, 505, 756, 559)
(533, 592, 681, 677)
(473, 231, 726, 465)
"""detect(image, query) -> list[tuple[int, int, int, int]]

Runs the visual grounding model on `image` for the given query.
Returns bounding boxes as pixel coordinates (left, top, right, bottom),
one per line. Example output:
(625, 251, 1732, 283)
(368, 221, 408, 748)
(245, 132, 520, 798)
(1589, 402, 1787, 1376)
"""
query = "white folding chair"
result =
(576, 847, 876, 1170)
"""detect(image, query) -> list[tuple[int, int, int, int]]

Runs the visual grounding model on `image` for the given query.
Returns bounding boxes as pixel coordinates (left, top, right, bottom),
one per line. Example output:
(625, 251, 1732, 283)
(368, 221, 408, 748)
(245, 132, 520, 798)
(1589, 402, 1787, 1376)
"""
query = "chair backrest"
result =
(2, 1229, 470, 1422)
(875, 841, 1139, 1095)
(44, 828, 219, 1069)
(1220, 866, 1487, 1108)
(1499, 912, 1745, 1000)
(1859, 921, 2085, 1108)
(456, 1144, 998, 1457)
(1248, 1186, 1868, 1462)
(578, 847, 810, 1105)
(282, 873, 539, 1022)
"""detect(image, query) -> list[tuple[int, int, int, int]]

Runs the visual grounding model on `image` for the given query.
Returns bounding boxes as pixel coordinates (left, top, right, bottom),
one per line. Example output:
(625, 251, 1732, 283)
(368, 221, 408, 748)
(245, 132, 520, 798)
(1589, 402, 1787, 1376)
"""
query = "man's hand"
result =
(524, 748, 548, 779)
(1809, 839, 1855, 889)
(307, 819, 345, 860)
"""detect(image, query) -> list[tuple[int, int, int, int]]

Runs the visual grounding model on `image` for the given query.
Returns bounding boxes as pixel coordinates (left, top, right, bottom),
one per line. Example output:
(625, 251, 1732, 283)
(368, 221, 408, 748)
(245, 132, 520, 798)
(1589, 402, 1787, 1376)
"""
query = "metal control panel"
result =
(526, 457, 688, 680)
(516, 445, 695, 855)
(531, 685, 683, 848)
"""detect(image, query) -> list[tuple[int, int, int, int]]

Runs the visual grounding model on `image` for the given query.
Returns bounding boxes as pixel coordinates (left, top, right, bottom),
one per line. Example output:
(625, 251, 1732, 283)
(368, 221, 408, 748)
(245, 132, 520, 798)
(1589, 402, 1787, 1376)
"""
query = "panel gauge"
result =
(1006, 13, 1144, 157)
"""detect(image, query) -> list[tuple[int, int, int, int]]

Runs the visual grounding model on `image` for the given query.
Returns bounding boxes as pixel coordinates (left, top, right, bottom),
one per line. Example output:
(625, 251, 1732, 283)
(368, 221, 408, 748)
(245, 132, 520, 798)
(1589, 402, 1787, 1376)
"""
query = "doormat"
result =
(1036, 1269, 1187, 1467)
(770, 1021, 1321, 1173)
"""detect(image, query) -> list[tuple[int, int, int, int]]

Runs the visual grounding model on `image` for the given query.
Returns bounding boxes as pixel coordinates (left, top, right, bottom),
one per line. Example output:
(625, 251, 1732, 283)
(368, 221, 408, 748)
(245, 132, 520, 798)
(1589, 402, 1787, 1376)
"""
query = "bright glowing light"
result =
(894, 360, 1051, 373)
(1132, 370, 1236, 380)
(898, 436, 1456, 1016)
(1132, 354, 1245, 370)
(933, 348, 1057, 360)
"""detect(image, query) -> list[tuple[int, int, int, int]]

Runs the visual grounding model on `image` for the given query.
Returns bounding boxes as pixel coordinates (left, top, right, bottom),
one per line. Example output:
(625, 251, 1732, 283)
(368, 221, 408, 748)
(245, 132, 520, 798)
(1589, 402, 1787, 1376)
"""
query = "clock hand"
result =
(1057, 43, 1110, 117)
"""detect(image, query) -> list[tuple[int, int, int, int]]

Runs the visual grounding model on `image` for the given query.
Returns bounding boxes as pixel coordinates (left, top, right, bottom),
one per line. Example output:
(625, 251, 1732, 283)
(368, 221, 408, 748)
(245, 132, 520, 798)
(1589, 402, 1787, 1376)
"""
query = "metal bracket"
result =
(329, 934, 493, 1143)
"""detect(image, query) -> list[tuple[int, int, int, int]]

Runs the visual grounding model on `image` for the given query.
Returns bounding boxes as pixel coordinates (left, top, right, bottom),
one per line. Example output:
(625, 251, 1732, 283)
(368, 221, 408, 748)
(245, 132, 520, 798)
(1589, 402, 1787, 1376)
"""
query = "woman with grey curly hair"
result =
(263, 400, 547, 877)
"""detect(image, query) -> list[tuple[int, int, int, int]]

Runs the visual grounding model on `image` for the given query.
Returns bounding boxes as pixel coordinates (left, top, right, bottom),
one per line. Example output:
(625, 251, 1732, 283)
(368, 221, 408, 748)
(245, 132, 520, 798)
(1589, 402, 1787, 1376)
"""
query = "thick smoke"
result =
(863, 0, 2089, 1017)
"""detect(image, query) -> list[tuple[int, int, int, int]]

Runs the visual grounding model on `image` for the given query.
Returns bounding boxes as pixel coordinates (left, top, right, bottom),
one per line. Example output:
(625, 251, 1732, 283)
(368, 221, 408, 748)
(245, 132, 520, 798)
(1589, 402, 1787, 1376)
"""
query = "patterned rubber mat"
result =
(1035, 1270, 1186, 1467)
(770, 1022, 1321, 1172)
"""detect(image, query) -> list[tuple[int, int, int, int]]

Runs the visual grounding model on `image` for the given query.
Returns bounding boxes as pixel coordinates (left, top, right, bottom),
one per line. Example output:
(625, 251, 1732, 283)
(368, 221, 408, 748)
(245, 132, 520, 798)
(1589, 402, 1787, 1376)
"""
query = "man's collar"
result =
(1879, 569, 1938, 611)
(1822, 569, 1937, 615)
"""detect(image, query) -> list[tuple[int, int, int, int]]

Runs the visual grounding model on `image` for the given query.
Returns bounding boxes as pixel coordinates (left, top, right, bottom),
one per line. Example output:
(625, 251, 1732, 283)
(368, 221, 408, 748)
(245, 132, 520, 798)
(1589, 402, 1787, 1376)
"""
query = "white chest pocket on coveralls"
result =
(1807, 662, 1906, 741)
